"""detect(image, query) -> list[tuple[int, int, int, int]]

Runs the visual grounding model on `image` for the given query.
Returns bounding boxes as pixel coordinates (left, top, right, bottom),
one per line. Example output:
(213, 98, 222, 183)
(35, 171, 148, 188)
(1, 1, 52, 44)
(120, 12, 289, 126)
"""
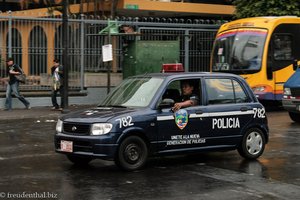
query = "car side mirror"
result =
(159, 98, 175, 109)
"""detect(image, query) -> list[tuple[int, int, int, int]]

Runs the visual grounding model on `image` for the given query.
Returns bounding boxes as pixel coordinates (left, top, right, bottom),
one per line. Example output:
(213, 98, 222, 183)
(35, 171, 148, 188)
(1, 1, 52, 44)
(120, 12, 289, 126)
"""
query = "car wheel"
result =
(238, 128, 265, 159)
(115, 136, 148, 171)
(67, 154, 93, 165)
(289, 112, 300, 123)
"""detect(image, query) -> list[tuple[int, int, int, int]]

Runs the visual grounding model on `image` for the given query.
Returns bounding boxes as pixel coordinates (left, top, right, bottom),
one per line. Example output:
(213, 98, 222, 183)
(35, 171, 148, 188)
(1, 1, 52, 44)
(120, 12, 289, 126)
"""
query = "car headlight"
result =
(56, 119, 63, 133)
(91, 123, 113, 135)
(283, 88, 291, 96)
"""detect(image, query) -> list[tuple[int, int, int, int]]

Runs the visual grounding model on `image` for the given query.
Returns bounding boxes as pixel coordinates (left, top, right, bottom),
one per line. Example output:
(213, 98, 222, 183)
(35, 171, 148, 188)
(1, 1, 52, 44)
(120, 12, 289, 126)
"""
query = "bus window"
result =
(273, 34, 293, 61)
(212, 29, 267, 72)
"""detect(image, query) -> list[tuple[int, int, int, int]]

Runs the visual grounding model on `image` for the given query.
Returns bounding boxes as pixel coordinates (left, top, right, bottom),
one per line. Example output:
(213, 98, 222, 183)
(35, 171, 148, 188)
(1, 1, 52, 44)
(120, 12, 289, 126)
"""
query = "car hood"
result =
(284, 68, 300, 88)
(61, 106, 138, 123)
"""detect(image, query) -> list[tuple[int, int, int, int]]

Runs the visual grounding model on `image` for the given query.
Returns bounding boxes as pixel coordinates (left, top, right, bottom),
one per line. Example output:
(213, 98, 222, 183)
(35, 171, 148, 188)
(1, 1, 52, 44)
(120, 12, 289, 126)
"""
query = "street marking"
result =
(0, 153, 53, 160)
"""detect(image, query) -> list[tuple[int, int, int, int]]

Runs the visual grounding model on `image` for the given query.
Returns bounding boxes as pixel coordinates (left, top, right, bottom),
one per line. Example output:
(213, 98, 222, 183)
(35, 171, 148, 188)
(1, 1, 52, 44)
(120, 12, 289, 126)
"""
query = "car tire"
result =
(238, 128, 265, 159)
(289, 112, 300, 123)
(67, 154, 93, 165)
(115, 136, 148, 171)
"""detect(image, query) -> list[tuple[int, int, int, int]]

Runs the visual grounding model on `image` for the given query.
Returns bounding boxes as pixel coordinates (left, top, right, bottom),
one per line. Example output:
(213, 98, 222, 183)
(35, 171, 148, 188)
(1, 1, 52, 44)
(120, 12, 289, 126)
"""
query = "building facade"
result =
(0, 0, 234, 91)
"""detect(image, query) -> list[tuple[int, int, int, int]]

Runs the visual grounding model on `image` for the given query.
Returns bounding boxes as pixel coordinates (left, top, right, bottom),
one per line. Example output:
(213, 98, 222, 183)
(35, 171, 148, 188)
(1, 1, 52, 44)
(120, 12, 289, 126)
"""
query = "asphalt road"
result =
(0, 109, 299, 200)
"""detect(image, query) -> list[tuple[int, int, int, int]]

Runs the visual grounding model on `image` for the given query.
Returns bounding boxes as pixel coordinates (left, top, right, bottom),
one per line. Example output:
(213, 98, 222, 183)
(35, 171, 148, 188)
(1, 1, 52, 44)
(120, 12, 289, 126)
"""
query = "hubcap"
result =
(246, 131, 262, 155)
(125, 144, 141, 163)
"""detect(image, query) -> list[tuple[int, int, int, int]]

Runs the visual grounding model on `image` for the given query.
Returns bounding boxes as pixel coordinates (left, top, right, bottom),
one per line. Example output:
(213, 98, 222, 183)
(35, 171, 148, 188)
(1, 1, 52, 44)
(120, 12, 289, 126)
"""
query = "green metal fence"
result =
(0, 13, 220, 92)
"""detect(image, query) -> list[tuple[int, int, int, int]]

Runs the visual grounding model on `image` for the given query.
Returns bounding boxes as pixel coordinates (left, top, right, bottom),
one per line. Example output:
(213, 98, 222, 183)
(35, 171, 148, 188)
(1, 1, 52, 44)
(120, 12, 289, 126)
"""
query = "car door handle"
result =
(240, 107, 250, 112)
(195, 110, 203, 114)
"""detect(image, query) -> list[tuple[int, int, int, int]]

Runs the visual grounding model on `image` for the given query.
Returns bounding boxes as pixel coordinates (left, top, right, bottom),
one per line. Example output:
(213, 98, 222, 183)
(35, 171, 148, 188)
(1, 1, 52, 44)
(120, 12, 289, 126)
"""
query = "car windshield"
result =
(100, 76, 164, 108)
(212, 28, 267, 74)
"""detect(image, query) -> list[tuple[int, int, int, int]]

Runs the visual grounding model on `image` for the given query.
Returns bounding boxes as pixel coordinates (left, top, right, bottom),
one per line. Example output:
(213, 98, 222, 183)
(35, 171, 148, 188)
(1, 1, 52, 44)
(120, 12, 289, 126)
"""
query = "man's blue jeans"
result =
(5, 81, 30, 110)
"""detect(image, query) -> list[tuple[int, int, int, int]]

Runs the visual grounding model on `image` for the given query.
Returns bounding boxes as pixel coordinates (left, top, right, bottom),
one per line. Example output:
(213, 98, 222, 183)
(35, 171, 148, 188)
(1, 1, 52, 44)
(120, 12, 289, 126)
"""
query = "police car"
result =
(55, 72, 269, 171)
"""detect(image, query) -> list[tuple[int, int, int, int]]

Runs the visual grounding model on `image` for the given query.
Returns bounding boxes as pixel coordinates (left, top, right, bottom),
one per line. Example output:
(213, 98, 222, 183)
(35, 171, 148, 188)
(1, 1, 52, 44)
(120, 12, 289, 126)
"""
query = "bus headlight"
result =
(283, 88, 291, 96)
(56, 119, 63, 133)
(91, 123, 113, 135)
(252, 86, 266, 93)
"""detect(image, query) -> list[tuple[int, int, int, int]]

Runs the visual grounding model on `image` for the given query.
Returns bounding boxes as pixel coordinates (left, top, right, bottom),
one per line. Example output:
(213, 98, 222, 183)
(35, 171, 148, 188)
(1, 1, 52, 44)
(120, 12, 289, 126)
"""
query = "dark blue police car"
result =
(55, 73, 269, 171)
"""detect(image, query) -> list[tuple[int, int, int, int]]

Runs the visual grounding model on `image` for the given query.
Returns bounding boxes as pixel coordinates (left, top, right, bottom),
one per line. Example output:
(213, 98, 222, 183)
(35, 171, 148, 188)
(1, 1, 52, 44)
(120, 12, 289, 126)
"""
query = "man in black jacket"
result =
(4, 57, 30, 111)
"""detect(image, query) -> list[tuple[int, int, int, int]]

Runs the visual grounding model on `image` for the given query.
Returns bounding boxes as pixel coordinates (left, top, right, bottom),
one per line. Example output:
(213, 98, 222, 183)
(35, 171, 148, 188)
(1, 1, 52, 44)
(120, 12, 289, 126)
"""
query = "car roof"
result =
(131, 72, 242, 80)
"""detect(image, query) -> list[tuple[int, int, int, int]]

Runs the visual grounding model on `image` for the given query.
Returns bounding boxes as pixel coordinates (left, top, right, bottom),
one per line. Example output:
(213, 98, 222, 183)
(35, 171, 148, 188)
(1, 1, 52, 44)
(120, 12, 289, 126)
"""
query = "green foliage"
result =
(232, 0, 300, 19)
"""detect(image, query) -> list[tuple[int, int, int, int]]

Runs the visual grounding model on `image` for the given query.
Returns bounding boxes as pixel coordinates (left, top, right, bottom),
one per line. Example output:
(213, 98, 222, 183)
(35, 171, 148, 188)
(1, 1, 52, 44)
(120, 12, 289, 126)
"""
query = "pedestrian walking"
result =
(4, 57, 30, 111)
(51, 59, 64, 110)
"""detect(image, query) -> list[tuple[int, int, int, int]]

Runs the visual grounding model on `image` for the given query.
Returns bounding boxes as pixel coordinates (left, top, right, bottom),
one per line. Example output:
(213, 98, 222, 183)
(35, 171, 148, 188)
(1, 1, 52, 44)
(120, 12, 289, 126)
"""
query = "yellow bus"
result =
(211, 16, 300, 102)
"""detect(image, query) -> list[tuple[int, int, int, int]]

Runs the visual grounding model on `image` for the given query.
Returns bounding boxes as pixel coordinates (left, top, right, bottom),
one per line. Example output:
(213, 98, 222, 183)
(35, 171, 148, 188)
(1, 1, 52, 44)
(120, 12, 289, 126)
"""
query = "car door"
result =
(156, 78, 210, 153)
(202, 77, 255, 147)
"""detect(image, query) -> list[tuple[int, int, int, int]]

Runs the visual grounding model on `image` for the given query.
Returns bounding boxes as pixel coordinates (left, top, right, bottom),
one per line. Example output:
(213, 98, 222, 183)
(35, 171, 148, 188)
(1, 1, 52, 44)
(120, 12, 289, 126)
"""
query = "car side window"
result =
(233, 80, 250, 103)
(205, 78, 249, 105)
(161, 78, 202, 107)
(162, 81, 181, 103)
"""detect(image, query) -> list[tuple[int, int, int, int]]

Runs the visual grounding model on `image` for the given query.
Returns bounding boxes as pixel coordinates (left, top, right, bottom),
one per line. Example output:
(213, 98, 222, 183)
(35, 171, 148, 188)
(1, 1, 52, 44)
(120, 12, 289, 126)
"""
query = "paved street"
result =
(0, 107, 299, 200)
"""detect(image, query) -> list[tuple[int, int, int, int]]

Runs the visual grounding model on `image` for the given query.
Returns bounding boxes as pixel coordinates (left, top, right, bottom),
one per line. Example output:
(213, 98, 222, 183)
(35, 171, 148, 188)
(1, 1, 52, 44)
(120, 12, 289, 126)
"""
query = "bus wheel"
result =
(289, 112, 300, 123)
(67, 154, 93, 166)
(115, 136, 148, 171)
(238, 128, 265, 159)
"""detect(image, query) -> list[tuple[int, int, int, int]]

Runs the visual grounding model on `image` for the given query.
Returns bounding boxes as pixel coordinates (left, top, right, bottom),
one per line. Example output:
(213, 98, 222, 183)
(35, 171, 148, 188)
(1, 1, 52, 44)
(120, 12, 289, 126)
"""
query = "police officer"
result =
(172, 80, 199, 112)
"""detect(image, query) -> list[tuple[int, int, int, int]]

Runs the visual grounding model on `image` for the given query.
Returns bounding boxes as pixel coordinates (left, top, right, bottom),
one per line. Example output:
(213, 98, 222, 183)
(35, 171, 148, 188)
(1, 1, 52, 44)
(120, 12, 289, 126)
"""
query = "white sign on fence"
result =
(102, 44, 113, 62)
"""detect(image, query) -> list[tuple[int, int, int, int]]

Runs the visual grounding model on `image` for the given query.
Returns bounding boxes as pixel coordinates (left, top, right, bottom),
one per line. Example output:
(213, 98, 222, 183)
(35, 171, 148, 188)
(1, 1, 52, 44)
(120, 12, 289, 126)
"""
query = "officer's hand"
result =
(172, 103, 182, 112)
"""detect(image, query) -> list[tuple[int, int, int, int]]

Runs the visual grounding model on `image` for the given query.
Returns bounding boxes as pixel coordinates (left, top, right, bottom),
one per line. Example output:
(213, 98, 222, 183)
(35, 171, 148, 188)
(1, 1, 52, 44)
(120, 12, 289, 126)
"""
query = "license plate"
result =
(60, 140, 73, 152)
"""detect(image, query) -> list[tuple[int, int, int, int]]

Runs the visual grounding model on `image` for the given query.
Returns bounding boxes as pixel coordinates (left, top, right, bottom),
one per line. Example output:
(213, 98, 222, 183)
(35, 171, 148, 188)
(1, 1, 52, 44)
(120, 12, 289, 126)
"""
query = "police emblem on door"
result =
(175, 109, 188, 130)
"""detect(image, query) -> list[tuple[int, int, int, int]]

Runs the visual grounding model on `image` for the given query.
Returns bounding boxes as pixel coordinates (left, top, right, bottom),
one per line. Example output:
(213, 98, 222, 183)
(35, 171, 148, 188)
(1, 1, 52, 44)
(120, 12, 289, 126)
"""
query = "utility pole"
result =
(106, 0, 118, 94)
(111, 0, 119, 19)
(101, 0, 119, 94)
(62, 0, 69, 111)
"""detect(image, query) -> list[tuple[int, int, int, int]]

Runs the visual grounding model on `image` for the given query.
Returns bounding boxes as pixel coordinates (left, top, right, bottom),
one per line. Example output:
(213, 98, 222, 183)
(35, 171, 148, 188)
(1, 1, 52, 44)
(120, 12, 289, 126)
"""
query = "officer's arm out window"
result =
(163, 79, 201, 112)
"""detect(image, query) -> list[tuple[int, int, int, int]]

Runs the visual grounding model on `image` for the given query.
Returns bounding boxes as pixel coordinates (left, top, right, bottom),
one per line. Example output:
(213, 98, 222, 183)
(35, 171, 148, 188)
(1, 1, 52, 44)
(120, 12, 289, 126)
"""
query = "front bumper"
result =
(54, 133, 118, 160)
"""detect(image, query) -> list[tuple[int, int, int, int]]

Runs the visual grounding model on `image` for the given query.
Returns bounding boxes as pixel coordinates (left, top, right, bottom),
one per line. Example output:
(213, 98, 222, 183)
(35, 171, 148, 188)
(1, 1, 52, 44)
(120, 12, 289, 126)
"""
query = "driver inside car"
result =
(172, 80, 199, 112)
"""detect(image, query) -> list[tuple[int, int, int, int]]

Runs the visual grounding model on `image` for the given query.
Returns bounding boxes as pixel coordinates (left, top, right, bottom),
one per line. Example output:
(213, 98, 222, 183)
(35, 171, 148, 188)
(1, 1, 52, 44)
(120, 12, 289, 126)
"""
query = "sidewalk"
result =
(0, 104, 96, 121)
